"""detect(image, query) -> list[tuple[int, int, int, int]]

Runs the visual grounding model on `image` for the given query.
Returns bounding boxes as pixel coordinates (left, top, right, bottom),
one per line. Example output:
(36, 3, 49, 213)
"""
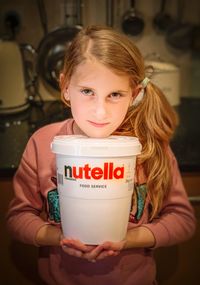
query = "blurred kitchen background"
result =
(0, 0, 200, 284)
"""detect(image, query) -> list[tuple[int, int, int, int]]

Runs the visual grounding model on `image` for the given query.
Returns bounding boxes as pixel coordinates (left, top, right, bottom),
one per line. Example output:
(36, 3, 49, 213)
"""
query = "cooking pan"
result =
(36, 0, 82, 91)
(122, 0, 144, 36)
(37, 26, 81, 91)
(153, 0, 174, 33)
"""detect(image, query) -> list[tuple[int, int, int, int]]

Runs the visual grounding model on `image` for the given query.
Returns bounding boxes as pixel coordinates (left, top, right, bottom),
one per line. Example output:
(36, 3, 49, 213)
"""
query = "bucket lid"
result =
(51, 135, 141, 157)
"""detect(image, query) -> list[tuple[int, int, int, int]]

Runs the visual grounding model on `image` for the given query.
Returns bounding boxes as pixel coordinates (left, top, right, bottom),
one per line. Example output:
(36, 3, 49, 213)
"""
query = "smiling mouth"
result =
(87, 120, 109, 128)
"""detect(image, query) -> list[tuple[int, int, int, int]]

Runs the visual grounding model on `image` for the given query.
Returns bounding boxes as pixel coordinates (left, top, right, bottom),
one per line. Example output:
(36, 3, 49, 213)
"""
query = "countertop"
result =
(0, 98, 200, 177)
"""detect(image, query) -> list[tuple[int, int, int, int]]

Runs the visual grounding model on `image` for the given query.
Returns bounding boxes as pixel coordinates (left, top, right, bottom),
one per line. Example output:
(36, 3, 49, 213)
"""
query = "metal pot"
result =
(153, 0, 174, 33)
(166, 0, 194, 52)
(145, 59, 181, 106)
(37, 25, 81, 91)
(122, 0, 145, 36)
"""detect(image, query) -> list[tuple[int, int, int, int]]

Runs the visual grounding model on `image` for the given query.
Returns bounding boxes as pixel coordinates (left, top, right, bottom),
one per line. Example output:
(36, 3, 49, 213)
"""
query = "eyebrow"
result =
(114, 90, 129, 93)
(77, 85, 129, 93)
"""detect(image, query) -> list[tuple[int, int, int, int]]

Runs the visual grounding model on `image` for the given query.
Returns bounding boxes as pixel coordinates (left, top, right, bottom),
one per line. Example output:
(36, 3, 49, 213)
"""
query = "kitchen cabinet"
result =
(0, 178, 44, 285)
(155, 173, 200, 285)
(1, 173, 199, 284)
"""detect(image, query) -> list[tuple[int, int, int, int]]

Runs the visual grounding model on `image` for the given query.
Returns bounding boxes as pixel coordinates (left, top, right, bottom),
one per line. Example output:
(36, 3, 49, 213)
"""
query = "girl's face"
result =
(65, 60, 135, 138)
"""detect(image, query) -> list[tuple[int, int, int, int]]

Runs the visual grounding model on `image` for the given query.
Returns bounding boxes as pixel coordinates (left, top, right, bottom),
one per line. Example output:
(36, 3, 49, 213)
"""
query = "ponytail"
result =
(115, 82, 178, 219)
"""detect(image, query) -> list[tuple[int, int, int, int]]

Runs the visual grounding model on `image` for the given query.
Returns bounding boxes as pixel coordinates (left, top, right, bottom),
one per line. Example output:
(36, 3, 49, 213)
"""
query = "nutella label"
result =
(64, 162, 124, 180)
(56, 156, 135, 199)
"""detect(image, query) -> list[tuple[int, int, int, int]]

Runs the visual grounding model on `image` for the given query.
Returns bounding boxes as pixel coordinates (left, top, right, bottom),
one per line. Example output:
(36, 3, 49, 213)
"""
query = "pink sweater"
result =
(7, 119, 196, 285)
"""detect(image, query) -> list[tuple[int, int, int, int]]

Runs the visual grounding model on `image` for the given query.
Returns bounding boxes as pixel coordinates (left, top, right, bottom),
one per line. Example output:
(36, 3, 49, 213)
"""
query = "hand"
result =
(95, 240, 126, 261)
(60, 237, 126, 262)
(60, 237, 96, 259)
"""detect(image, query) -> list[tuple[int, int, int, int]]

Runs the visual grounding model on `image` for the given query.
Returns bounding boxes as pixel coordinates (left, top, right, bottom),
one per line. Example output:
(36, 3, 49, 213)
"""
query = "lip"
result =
(87, 120, 110, 128)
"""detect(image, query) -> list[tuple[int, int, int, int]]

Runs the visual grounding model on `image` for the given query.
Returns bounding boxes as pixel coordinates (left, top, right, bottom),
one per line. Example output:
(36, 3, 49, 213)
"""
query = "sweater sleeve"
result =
(6, 137, 49, 246)
(143, 149, 196, 248)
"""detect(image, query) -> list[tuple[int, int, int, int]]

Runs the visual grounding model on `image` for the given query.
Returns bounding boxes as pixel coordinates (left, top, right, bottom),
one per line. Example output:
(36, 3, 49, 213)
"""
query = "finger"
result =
(96, 250, 120, 261)
(61, 238, 92, 252)
(83, 244, 104, 261)
(95, 250, 114, 260)
(85, 244, 97, 251)
(61, 245, 83, 258)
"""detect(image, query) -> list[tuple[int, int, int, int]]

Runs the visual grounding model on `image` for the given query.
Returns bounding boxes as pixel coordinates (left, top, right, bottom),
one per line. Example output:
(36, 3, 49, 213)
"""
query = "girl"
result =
(7, 25, 196, 285)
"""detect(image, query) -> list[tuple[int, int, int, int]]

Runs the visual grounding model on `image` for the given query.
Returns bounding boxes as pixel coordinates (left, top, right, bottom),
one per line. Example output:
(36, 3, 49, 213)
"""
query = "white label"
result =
(56, 156, 136, 199)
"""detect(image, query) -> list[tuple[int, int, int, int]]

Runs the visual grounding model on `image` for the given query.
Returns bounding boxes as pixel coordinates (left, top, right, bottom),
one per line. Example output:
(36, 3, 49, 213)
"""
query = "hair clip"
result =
(131, 77, 150, 106)
(140, 77, 150, 89)
(132, 89, 144, 106)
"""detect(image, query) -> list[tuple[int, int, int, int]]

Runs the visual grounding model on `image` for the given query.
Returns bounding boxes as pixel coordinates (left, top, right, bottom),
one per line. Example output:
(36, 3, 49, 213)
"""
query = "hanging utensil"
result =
(106, 0, 114, 27)
(122, 0, 145, 36)
(37, 0, 48, 36)
(166, 0, 194, 51)
(153, 0, 174, 33)
(191, 4, 200, 52)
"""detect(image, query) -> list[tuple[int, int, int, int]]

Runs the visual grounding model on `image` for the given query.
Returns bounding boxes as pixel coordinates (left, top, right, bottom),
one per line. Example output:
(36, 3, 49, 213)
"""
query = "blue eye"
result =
(80, 89, 94, 96)
(110, 92, 122, 99)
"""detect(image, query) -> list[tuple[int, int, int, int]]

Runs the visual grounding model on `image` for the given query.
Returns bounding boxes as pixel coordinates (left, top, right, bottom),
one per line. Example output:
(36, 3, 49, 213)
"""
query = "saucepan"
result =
(166, 0, 194, 51)
(153, 0, 174, 33)
(122, 0, 145, 36)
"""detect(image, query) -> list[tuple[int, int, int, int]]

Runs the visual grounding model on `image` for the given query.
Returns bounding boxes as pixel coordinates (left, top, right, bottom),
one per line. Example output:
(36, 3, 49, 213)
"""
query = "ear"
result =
(60, 73, 70, 100)
(63, 89, 70, 101)
(60, 73, 69, 90)
(59, 73, 64, 85)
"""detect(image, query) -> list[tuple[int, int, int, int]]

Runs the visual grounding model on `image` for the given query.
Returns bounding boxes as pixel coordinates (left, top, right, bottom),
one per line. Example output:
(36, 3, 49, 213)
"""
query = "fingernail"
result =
(77, 252, 82, 257)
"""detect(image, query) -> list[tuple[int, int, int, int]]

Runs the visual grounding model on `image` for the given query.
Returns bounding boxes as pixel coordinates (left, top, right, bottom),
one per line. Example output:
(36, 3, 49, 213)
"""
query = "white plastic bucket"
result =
(51, 135, 142, 245)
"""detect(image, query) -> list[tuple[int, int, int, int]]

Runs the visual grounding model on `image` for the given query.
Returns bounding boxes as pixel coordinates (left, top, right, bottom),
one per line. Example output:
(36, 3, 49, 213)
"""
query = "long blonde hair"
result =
(60, 25, 178, 219)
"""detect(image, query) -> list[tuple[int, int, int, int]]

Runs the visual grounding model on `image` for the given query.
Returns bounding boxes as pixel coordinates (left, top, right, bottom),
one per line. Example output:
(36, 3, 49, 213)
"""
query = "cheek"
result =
(114, 103, 129, 120)
(70, 98, 82, 113)
(70, 102, 88, 126)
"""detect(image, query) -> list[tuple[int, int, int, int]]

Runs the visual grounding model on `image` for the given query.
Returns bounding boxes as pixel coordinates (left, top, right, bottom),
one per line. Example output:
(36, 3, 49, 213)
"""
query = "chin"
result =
(83, 130, 111, 138)
(92, 134, 110, 138)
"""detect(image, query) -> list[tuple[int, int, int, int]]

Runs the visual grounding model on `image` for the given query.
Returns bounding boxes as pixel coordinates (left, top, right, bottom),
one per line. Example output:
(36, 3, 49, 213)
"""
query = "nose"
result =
(93, 98, 108, 120)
